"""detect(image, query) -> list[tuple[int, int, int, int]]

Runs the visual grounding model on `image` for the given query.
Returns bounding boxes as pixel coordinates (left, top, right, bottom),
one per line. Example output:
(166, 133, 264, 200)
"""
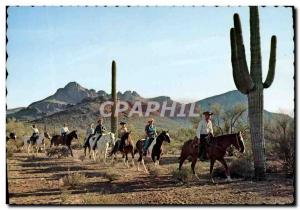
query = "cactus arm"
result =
(249, 6, 262, 81)
(231, 14, 255, 94)
(263, 36, 277, 89)
(233, 13, 250, 75)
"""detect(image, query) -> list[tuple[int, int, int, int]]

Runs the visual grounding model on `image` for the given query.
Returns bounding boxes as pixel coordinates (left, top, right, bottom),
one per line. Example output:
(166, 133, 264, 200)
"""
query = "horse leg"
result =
(218, 158, 232, 182)
(137, 152, 142, 171)
(210, 159, 216, 183)
(131, 150, 135, 166)
(179, 153, 188, 171)
(88, 146, 91, 159)
(68, 146, 73, 157)
(191, 154, 200, 181)
(123, 153, 127, 166)
(157, 153, 161, 166)
(104, 147, 108, 165)
(142, 158, 148, 174)
(125, 153, 129, 168)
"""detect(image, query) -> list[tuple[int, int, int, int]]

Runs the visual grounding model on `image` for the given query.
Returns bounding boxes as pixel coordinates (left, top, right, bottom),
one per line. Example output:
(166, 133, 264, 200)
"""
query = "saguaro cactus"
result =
(111, 60, 118, 133)
(230, 6, 277, 179)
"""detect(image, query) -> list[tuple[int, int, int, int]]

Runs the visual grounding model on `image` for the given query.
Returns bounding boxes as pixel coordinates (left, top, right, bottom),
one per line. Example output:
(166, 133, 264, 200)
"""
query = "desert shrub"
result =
(60, 171, 86, 189)
(71, 142, 83, 150)
(15, 139, 24, 149)
(212, 153, 253, 179)
(265, 116, 294, 175)
(171, 167, 194, 183)
(6, 147, 14, 159)
(46, 146, 70, 158)
(103, 169, 120, 182)
(149, 166, 165, 177)
(6, 118, 31, 137)
(60, 190, 72, 203)
(229, 155, 254, 179)
(81, 193, 116, 204)
(6, 141, 22, 157)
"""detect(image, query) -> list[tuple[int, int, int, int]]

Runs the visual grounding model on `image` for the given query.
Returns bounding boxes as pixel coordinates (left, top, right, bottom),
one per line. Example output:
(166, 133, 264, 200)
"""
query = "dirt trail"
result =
(7, 150, 294, 205)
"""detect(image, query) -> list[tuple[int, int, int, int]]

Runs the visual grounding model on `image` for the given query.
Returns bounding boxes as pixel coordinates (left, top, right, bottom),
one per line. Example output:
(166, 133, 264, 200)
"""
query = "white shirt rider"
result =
(196, 119, 213, 138)
(31, 126, 39, 134)
(61, 126, 70, 134)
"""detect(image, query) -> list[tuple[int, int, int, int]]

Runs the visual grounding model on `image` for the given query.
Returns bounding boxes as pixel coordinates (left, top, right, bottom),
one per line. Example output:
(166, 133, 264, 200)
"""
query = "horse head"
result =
(234, 131, 245, 153)
(160, 130, 171, 143)
(44, 132, 51, 140)
(9, 132, 17, 140)
(69, 130, 78, 140)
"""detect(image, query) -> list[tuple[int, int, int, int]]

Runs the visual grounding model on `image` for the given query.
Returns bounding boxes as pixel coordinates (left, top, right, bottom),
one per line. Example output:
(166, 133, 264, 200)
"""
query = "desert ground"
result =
(7, 147, 294, 205)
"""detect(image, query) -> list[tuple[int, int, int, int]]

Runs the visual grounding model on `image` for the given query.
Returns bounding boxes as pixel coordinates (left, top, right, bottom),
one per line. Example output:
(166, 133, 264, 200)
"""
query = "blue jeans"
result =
(144, 137, 154, 150)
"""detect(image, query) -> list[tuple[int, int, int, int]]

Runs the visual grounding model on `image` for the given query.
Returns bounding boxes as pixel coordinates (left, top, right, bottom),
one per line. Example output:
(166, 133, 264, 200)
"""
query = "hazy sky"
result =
(7, 6, 294, 113)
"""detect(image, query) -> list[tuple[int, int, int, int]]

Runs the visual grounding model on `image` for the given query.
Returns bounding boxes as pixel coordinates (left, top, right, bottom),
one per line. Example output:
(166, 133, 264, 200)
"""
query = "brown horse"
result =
(110, 131, 135, 167)
(135, 130, 171, 173)
(50, 130, 78, 157)
(179, 131, 245, 183)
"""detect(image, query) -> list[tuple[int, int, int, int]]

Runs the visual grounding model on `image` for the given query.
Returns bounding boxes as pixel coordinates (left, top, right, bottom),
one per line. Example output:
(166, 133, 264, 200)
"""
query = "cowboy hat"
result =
(120, 121, 127, 125)
(148, 118, 154, 122)
(202, 111, 213, 115)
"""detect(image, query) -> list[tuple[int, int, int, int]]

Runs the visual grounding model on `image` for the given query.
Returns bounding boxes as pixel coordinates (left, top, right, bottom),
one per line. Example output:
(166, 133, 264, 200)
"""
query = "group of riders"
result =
(28, 111, 215, 159)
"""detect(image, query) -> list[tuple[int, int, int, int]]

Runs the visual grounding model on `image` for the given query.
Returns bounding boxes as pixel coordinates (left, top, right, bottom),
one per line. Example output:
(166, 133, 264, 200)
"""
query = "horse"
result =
(23, 132, 51, 155)
(134, 130, 171, 173)
(88, 132, 116, 163)
(50, 130, 78, 157)
(179, 131, 245, 183)
(6, 132, 17, 142)
(110, 131, 135, 168)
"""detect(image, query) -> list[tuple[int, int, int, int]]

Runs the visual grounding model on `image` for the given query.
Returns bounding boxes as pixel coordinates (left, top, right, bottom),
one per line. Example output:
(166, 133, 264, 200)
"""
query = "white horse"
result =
(89, 132, 115, 163)
(22, 132, 51, 155)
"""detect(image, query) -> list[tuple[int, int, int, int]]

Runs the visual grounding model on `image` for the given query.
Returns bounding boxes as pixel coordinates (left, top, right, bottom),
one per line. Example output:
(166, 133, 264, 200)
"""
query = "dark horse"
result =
(179, 131, 245, 183)
(50, 130, 78, 157)
(134, 130, 171, 173)
(110, 131, 135, 167)
(6, 132, 17, 142)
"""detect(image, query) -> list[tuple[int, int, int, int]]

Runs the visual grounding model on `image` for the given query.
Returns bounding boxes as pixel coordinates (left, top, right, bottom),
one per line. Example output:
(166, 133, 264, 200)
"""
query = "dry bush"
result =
(6, 147, 14, 159)
(59, 171, 86, 189)
(265, 116, 294, 175)
(149, 166, 165, 177)
(104, 169, 120, 182)
(213, 153, 254, 179)
(60, 190, 72, 203)
(46, 146, 70, 158)
(71, 142, 83, 150)
(15, 140, 24, 150)
(81, 193, 116, 204)
(6, 141, 22, 158)
(171, 167, 194, 183)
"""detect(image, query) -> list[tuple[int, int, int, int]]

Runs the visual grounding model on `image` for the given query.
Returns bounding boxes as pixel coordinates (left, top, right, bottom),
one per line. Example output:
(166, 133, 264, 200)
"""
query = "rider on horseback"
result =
(83, 123, 95, 147)
(30, 124, 39, 144)
(92, 117, 106, 150)
(143, 118, 157, 155)
(196, 111, 214, 161)
(61, 123, 70, 145)
(118, 121, 128, 151)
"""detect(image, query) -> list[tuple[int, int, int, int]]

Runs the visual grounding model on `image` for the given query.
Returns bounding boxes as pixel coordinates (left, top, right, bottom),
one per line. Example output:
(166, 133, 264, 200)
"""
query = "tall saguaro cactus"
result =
(230, 6, 277, 179)
(111, 60, 118, 133)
